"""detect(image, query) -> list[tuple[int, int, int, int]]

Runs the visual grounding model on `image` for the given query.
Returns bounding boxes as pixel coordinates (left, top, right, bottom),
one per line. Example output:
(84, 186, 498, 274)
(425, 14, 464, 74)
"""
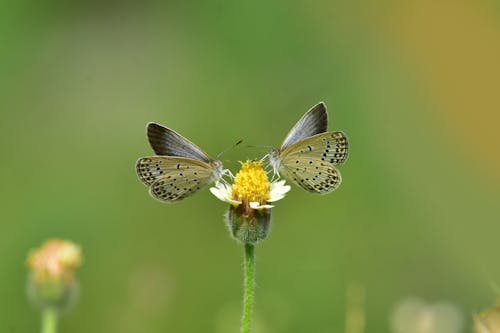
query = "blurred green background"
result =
(1, 0, 499, 332)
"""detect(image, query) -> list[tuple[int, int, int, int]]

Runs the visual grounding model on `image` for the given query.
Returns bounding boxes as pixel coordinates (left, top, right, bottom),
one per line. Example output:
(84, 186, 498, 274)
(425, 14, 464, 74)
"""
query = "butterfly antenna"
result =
(247, 145, 274, 160)
(217, 139, 243, 159)
(247, 144, 273, 150)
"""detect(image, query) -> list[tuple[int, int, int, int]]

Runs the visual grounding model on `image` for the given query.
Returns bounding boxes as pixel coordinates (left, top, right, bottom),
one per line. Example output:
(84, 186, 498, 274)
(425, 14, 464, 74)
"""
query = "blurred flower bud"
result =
(474, 306, 500, 333)
(26, 239, 82, 311)
(390, 297, 463, 333)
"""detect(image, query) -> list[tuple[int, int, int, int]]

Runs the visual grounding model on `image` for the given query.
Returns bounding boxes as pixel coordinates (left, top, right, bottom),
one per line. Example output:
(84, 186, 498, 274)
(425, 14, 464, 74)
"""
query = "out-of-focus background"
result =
(1, 0, 499, 332)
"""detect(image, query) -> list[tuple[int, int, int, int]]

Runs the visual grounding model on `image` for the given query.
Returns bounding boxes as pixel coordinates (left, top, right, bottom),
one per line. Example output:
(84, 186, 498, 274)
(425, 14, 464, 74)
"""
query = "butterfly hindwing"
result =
(147, 123, 211, 162)
(280, 156, 342, 194)
(136, 156, 216, 202)
(149, 171, 213, 202)
(280, 102, 328, 150)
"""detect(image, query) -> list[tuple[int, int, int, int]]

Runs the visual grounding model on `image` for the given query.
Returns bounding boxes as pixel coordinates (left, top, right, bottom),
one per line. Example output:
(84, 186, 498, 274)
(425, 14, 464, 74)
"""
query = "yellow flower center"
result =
(232, 160, 270, 203)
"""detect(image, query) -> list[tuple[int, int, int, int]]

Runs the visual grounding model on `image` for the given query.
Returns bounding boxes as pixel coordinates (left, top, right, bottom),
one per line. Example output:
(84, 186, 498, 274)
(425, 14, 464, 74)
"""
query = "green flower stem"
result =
(41, 307, 58, 333)
(241, 243, 256, 333)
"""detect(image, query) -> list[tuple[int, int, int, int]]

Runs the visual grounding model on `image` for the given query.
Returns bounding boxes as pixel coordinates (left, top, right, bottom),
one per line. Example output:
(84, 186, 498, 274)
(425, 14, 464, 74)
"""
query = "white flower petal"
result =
(268, 194, 284, 202)
(273, 185, 291, 196)
(274, 179, 286, 187)
(210, 183, 241, 205)
(249, 202, 274, 209)
(270, 180, 290, 193)
(227, 198, 243, 206)
(259, 204, 274, 209)
(249, 202, 259, 209)
(209, 187, 227, 202)
(268, 180, 291, 202)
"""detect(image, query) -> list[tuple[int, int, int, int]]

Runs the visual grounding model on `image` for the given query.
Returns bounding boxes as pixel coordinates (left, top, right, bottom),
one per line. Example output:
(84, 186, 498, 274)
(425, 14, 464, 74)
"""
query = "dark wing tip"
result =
(314, 101, 326, 110)
(147, 122, 170, 141)
(146, 123, 169, 155)
(309, 102, 328, 133)
(311, 102, 327, 116)
(146, 122, 165, 135)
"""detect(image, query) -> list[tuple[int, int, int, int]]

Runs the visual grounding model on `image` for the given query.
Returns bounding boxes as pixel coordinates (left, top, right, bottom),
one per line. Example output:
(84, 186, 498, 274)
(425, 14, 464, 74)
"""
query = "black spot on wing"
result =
(320, 132, 348, 165)
(148, 171, 212, 203)
(284, 159, 342, 194)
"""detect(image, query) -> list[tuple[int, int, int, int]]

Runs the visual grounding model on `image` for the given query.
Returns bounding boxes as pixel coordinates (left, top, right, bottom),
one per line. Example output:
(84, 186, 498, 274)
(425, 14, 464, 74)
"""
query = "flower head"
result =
(27, 239, 82, 284)
(27, 239, 82, 310)
(390, 298, 463, 333)
(210, 160, 290, 243)
(474, 305, 500, 333)
(211, 160, 290, 209)
(232, 160, 270, 202)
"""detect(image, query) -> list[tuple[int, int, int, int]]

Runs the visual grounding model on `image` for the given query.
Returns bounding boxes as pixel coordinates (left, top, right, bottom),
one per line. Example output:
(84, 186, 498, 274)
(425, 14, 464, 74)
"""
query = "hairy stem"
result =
(241, 243, 255, 333)
(41, 307, 58, 333)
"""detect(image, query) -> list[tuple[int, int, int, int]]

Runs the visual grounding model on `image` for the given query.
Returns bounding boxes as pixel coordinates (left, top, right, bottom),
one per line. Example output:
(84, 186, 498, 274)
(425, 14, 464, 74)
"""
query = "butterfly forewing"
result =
(136, 156, 216, 202)
(147, 123, 211, 162)
(280, 102, 328, 150)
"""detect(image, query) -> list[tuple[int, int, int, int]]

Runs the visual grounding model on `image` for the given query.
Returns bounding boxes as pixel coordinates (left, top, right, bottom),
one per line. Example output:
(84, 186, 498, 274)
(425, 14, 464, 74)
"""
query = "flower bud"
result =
(474, 306, 500, 333)
(390, 298, 463, 333)
(26, 239, 82, 311)
(226, 203, 271, 244)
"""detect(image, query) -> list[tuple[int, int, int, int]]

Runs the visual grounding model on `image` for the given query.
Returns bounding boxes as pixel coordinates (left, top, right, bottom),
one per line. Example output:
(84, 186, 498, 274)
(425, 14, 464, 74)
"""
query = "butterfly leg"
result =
(269, 168, 281, 182)
(219, 169, 235, 186)
(223, 168, 235, 179)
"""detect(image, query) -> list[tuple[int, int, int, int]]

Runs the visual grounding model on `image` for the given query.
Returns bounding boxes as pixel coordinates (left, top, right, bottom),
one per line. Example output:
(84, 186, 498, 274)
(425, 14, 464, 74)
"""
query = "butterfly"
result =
(267, 102, 349, 194)
(136, 123, 228, 202)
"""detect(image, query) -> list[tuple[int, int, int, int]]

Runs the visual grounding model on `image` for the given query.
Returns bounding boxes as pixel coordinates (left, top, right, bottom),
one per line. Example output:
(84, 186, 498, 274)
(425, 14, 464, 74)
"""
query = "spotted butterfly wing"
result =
(279, 131, 348, 193)
(136, 123, 224, 202)
(136, 157, 217, 202)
